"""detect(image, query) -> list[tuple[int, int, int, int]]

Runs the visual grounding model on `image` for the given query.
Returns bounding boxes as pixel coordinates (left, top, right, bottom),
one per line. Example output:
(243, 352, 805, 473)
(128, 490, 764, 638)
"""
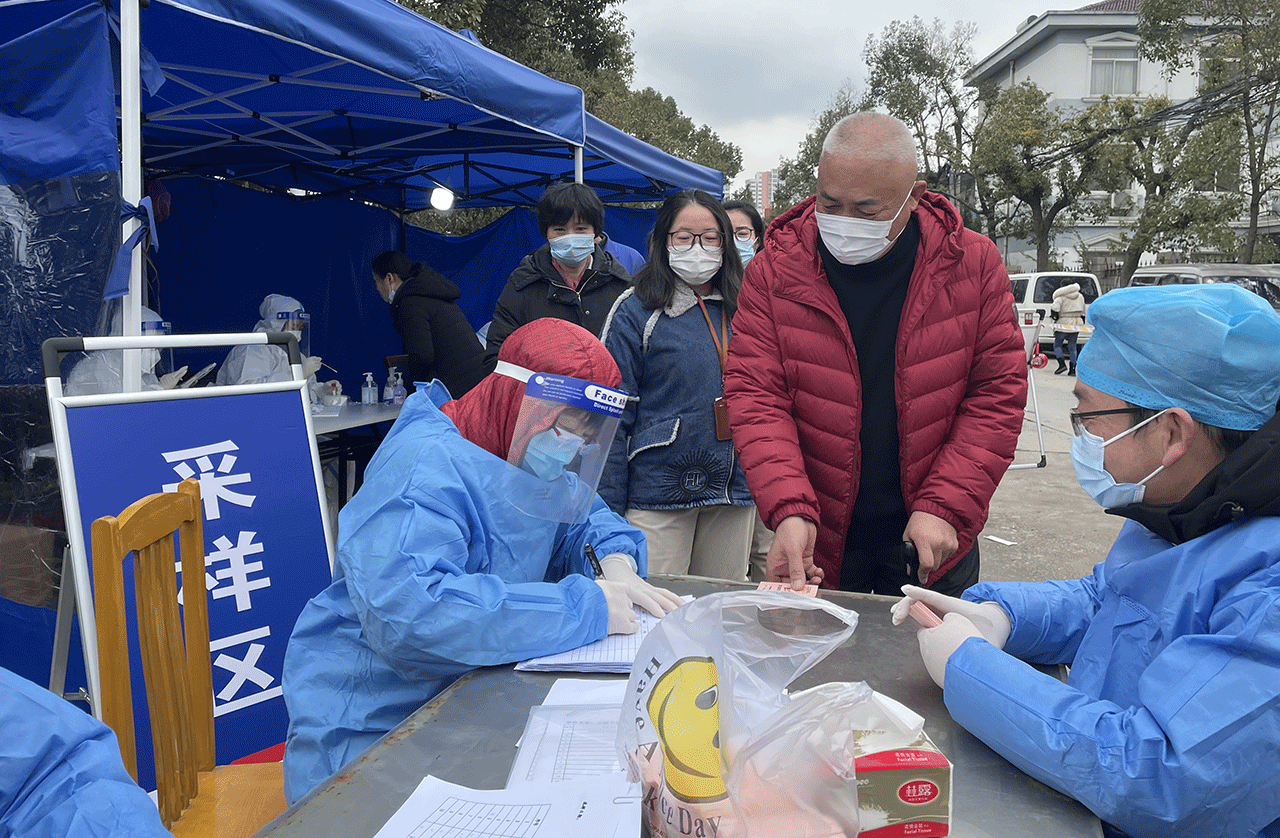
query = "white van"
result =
(1127, 263, 1280, 310)
(1008, 271, 1102, 350)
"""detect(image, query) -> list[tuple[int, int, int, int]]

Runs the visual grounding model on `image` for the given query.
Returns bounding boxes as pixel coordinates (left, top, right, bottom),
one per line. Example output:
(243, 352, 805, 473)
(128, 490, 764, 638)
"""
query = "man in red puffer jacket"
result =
(724, 112, 1027, 595)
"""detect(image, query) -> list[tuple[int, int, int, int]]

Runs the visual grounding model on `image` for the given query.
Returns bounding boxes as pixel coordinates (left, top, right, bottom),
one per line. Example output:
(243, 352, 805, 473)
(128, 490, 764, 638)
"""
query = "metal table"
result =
(253, 577, 1103, 837)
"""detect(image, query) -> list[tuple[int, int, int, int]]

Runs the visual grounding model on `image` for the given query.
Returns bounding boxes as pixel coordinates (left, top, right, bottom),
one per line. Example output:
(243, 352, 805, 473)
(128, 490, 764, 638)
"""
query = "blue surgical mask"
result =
(1070, 409, 1167, 508)
(735, 238, 756, 266)
(521, 426, 586, 480)
(549, 233, 595, 267)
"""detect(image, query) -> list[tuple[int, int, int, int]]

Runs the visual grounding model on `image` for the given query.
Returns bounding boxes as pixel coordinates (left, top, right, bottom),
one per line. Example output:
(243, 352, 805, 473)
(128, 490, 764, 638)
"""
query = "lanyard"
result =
(694, 295, 728, 375)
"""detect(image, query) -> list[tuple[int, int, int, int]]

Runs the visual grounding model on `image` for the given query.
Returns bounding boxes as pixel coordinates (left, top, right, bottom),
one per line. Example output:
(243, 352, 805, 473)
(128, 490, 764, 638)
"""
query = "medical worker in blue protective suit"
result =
(894, 284, 1280, 838)
(0, 665, 169, 837)
(281, 318, 684, 804)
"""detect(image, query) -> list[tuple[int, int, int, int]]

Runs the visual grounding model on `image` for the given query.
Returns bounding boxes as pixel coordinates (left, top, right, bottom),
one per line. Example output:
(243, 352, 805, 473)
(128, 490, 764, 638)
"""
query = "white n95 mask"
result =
(1070, 409, 1167, 508)
(815, 190, 913, 266)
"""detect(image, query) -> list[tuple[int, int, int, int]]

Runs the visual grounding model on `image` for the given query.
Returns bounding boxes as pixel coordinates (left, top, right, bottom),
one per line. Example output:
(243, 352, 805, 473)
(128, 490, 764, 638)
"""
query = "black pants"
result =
(839, 537, 980, 597)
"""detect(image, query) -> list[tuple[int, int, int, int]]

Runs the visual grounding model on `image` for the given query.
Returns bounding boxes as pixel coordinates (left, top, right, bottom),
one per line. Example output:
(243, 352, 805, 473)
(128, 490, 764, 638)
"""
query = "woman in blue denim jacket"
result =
(600, 190, 756, 580)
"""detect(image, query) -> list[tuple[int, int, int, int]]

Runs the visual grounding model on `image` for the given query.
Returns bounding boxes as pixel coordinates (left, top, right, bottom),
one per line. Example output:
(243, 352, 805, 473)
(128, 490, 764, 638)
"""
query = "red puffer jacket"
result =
(723, 193, 1027, 586)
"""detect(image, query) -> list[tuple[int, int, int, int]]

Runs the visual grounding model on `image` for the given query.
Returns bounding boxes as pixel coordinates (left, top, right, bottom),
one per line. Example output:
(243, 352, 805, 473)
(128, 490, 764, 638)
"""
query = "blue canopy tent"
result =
(2, 0, 722, 711)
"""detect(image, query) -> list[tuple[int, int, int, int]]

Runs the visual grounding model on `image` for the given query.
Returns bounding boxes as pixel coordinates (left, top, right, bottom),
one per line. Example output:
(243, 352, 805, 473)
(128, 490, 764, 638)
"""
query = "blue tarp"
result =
(0, 3, 117, 185)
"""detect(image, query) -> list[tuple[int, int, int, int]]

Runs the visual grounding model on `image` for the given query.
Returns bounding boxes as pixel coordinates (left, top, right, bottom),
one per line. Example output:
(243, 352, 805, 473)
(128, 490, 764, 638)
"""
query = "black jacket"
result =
(484, 243, 631, 359)
(389, 266, 491, 398)
(1112, 409, 1280, 543)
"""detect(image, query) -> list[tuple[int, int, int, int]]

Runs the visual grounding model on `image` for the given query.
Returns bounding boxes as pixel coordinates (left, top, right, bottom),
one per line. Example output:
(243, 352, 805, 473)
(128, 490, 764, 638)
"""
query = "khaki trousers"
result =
(625, 505, 756, 582)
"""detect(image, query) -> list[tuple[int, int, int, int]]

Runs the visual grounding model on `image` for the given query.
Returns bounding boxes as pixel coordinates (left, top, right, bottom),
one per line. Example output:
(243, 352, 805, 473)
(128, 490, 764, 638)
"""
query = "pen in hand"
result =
(584, 543, 605, 579)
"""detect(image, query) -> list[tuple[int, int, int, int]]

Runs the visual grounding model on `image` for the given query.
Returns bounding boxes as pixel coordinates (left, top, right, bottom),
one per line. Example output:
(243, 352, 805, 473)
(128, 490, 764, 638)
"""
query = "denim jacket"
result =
(599, 284, 753, 514)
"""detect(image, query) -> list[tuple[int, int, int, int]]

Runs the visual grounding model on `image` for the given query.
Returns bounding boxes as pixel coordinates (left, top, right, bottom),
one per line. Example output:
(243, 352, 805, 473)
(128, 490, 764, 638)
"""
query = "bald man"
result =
(723, 112, 1027, 595)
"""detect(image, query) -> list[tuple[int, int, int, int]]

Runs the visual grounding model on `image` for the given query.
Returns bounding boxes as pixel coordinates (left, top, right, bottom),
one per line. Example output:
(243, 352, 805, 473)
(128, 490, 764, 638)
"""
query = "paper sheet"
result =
(514, 597, 691, 674)
(509, 704, 624, 785)
(508, 703, 641, 838)
(371, 773, 632, 838)
(541, 678, 628, 707)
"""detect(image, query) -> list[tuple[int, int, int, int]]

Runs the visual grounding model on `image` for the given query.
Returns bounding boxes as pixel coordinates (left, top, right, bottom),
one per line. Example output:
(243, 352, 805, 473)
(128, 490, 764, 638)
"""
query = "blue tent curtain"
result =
(150, 177, 654, 393)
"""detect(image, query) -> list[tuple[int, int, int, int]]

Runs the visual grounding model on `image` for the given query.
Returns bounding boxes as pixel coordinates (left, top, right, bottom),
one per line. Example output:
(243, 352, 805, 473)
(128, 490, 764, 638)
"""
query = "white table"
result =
(311, 401, 401, 435)
(312, 402, 401, 505)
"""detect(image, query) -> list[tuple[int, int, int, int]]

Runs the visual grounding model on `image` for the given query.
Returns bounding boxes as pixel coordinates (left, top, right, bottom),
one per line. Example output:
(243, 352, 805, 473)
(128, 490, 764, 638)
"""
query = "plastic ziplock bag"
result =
(617, 590, 924, 838)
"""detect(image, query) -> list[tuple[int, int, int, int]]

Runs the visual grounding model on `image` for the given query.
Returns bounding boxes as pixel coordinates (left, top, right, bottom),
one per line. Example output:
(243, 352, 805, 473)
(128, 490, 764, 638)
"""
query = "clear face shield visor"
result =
(141, 318, 171, 374)
(275, 309, 311, 357)
(502, 368, 626, 524)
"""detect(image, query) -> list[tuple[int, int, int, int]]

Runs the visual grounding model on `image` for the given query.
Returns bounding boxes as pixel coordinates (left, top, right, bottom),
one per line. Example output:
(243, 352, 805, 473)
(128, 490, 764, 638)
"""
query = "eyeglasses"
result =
(1069, 407, 1146, 437)
(668, 230, 722, 252)
(732, 228, 756, 243)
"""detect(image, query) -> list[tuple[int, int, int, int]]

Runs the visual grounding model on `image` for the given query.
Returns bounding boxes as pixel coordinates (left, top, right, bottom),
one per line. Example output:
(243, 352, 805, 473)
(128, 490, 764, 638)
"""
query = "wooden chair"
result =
(92, 478, 286, 837)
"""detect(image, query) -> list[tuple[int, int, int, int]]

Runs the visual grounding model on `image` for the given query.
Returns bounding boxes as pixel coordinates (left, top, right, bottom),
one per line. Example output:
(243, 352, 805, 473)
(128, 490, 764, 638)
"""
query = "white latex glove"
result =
(595, 579, 639, 635)
(600, 555, 685, 618)
(300, 355, 323, 378)
(892, 584, 1012, 649)
(917, 612, 985, 689)
(158, 366, 188, 389)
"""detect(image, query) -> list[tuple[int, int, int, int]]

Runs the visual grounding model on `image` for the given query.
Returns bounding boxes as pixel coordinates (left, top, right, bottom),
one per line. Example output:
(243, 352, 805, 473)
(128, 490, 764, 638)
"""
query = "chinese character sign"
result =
(63, 388, 332, 790)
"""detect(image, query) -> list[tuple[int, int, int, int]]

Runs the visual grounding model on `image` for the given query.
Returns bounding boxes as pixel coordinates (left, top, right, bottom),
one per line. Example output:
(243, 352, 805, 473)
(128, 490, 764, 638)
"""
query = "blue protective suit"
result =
(947, 513, 1280, 838)
(281, 384, 646, 803)
(0, 666, 169, 837)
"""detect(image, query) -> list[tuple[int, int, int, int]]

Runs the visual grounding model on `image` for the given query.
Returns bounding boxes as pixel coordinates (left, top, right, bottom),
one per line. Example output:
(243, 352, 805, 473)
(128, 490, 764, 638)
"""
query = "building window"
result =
(1090, 47, 1138, 95)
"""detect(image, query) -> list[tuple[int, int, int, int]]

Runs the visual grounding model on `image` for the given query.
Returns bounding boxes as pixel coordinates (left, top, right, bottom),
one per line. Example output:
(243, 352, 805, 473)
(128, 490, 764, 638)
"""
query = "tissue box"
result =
(853, 731, 951, 837)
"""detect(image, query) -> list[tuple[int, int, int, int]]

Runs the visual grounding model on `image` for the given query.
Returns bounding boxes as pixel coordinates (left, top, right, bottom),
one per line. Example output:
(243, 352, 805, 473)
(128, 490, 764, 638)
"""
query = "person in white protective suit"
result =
(894, 283, 1280, 838)
(63, 306, 186, 396)
(280, 318, 684, 803)
(0, 664, 169, 837)
(215, 294, 323, 386)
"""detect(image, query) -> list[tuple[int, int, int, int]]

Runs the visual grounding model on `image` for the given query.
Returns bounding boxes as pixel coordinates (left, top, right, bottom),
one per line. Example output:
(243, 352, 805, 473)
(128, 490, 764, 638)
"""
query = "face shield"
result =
(141, 317, 171, 375)
(503, 370, 626, 524)
(275, 309, 311, 357)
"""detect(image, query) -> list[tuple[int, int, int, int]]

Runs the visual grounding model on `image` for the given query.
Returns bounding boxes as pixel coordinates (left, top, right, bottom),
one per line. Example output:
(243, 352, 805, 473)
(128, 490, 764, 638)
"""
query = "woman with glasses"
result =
(723, 200, 764, 268)
(598, 190, 755, 581)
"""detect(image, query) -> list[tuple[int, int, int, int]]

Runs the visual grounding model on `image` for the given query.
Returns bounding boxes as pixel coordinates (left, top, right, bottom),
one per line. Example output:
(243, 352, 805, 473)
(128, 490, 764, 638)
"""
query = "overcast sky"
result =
(620, 0, 1062, 191)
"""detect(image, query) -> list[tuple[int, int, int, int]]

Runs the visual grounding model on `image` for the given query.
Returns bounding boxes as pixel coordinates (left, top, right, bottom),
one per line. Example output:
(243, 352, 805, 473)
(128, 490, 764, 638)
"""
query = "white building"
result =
(966, 0, 1280, 284)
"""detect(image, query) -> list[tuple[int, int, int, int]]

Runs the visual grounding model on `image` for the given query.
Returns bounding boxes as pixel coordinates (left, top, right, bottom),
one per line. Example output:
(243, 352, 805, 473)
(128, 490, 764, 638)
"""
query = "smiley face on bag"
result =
(646, 657, 727, 802)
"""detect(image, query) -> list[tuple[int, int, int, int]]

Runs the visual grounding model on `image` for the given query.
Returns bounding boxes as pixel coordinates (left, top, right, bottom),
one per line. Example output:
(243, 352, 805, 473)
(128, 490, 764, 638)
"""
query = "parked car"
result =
(1127, 263, 1280, 309)
(1008, 271, 1102, 351)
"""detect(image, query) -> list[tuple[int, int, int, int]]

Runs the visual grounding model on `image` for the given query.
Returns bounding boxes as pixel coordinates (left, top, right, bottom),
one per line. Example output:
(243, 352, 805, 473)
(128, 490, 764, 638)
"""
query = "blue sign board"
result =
(61, 387, 331, 789)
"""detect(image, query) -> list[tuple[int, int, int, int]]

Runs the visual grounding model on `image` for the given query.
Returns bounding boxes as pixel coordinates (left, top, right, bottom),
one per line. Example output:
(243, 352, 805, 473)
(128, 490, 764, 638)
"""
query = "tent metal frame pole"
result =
(121, 0, 144, 391)
(574, 146, 583, 183)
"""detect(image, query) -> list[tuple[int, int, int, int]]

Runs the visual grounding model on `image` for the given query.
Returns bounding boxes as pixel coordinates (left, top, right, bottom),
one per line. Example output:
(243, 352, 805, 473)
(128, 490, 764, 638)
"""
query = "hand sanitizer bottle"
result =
(384, 366, 397, 403)
(392, 371, 407, 405)
(362, 372, 377, 405)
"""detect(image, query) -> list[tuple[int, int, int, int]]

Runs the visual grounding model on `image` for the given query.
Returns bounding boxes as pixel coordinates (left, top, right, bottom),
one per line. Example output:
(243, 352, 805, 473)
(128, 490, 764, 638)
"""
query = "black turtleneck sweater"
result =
(817, 216, 920, 543)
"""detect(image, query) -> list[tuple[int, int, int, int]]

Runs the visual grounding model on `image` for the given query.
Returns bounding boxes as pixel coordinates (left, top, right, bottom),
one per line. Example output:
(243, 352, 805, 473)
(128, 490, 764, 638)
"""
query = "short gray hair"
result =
(821, 112, 917, 170)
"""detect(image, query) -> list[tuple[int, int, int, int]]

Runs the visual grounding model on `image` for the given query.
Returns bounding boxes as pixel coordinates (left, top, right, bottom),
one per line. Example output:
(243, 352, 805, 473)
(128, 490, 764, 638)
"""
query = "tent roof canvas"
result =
(0, 0, 721, 205)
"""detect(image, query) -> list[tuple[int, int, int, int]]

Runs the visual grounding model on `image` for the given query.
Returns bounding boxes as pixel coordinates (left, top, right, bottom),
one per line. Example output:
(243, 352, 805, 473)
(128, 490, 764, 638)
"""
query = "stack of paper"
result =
(515, 604, 669, 674)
